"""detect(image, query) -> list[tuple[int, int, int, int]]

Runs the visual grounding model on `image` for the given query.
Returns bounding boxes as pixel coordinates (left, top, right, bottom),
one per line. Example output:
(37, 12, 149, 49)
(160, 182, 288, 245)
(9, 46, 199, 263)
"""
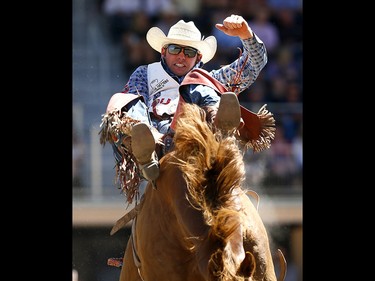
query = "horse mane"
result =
(171, 102, 250, 280)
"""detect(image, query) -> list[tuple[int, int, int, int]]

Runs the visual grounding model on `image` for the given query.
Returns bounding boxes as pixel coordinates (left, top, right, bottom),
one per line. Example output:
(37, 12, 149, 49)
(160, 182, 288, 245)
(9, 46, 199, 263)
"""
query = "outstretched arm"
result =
(210, 14, 267, 94)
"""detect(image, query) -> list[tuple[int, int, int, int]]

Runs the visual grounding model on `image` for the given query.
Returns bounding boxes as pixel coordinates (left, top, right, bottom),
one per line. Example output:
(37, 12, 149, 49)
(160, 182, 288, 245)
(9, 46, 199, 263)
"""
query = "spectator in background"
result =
(267, 0, 302, 11)
(291, 122, 302, 176)
(120, 10, 158, 75)
(262, 124, 300, 188)
(102, 0, 176, 44)
(73, 128, 85, 188)
(173, 0, 201, 18)
(152, 5, 180, 34)
(273, 7, 303, 45)
(247, 6, 280, 56)
(238, 82, 267, 104)
(285, 81, 301, 103)
(263, 42, 301, 83)
(142, 0, 177, 20)
(102, 0, 141, 43)
(267, 75, 287, 102)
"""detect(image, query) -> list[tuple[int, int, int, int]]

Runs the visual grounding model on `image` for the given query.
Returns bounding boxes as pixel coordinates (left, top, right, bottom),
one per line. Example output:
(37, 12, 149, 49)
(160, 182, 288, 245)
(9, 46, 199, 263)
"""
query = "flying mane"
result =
(169, 102, 253, 279)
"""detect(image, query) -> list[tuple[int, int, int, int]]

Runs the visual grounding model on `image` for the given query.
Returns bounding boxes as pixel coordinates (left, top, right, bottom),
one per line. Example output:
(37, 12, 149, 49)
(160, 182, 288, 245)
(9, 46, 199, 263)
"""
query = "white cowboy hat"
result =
(146, 20, 217, 64)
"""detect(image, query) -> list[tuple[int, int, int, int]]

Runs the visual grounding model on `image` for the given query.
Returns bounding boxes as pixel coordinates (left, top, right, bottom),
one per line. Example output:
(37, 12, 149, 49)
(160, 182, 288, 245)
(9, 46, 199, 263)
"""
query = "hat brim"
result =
(146, 27, 217, 64)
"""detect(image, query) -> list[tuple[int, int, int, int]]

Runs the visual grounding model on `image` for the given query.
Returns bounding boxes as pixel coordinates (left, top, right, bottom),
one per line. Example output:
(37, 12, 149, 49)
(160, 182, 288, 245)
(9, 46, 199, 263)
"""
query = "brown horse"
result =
(116, 102, 286, 281)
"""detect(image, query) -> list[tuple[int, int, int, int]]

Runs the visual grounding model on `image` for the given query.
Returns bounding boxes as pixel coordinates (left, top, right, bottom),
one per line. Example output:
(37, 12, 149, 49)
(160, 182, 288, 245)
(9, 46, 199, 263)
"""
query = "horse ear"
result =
(237, 251, 256, 278)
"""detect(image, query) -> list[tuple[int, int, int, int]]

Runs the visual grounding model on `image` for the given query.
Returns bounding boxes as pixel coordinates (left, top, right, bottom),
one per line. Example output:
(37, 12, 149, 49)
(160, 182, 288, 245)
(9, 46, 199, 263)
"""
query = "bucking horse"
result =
(100, 88, 286, 280)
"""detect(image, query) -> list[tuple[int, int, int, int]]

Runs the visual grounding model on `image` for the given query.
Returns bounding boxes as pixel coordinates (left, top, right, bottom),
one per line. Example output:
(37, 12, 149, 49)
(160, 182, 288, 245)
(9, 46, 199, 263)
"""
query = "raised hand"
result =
(215, 14, 253, 40)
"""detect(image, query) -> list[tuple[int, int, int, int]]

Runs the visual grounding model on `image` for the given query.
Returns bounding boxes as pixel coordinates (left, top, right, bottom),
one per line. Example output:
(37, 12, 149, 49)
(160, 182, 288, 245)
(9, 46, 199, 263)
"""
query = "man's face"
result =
(161, 44, 202, 77)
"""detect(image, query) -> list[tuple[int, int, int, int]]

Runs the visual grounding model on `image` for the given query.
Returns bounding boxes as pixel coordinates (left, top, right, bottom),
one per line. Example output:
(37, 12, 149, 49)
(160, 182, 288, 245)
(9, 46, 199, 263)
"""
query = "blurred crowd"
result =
(73, 127, 85, 188)
(98, 0, 303, 192)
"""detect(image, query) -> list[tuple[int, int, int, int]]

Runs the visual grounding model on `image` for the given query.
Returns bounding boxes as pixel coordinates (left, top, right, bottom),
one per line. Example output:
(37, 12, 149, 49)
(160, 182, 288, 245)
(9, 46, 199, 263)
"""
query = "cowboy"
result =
(100, 14, 268, 186)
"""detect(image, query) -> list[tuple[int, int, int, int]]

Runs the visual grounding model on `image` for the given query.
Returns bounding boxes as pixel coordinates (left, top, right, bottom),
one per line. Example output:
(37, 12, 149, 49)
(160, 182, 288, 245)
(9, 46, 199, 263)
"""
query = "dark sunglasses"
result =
(165, 44, 198, 58)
